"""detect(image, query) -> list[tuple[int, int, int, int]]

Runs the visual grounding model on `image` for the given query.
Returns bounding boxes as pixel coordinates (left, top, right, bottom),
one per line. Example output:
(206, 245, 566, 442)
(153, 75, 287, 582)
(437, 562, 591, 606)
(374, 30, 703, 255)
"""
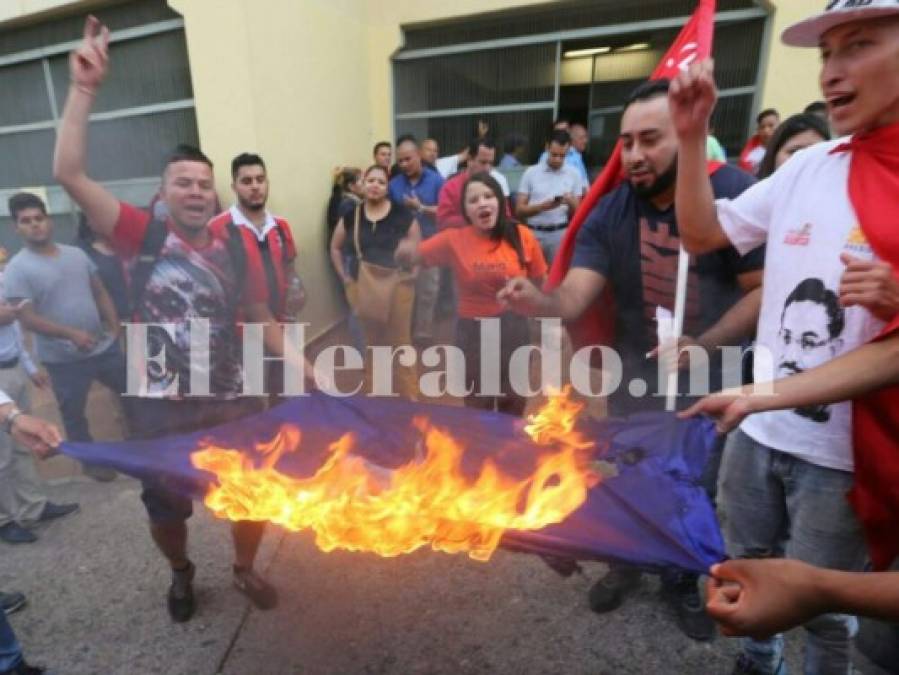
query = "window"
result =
(0, 0, 197, 254)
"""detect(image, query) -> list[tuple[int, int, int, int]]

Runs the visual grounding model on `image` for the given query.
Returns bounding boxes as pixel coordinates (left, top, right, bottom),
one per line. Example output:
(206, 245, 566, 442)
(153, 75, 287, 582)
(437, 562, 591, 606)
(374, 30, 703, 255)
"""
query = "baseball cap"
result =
(782, 0, 899, 48)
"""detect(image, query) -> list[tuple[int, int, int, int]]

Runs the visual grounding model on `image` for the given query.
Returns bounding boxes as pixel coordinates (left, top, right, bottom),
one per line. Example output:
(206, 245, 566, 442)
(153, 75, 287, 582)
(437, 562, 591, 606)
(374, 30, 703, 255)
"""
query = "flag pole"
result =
(665, 246, 690, 411)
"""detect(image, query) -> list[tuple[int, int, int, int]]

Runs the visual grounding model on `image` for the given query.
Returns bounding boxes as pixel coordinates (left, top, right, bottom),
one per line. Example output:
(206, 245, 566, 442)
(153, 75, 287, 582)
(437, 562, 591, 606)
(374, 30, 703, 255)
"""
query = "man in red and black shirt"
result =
(216, 153, 304, 398)
(53, 17, 318, 623)
(217, 153, 304, 322)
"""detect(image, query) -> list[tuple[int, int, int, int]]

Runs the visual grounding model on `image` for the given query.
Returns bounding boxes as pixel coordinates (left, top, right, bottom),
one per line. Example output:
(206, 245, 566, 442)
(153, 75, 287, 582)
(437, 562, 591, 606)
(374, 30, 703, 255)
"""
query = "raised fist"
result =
(668, 59, 718, 141)
(69, 15, 110, 93)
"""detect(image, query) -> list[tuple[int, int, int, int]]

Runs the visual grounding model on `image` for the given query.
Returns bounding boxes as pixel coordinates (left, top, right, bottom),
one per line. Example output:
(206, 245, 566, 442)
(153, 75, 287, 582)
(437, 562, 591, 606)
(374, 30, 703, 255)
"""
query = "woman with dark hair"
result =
(395, 172, 546, 415)
(757, 113, 831, 179)
(330, 164, 421, 399)
(326, 166, 363, 233)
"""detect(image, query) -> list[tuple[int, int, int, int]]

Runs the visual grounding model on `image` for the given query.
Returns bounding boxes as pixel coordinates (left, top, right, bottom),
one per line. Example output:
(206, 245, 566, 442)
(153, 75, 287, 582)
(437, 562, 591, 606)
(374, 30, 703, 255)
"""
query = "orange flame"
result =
(190, 388, 598, 561)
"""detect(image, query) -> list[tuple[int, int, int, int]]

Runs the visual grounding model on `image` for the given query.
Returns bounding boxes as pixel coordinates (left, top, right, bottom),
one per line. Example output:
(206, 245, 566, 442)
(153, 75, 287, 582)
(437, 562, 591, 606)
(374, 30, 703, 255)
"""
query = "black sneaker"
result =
(0, 523, 36, 544)
(167, 561, 195, 623)
(0, 591, 26, 615)
(233, 566, 278, 610)
(731, 653, 787, 675)
(660, 578, 716, 642)
(37, 502, 79, 522)
(587, 566, 642, 613)
(1, 660, 50, 674)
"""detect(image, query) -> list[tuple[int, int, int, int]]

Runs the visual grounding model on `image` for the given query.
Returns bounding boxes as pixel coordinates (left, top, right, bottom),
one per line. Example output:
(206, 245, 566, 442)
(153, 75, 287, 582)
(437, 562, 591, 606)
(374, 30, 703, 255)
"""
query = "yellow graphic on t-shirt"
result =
(846, 225, 868, 246)
(844, 225, 873, 257)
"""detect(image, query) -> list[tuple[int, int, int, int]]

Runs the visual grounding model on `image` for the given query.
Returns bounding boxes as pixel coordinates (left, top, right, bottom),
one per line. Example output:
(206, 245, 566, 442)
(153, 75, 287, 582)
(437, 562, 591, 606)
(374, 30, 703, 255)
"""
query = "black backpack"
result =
(129, 219, 248, 317)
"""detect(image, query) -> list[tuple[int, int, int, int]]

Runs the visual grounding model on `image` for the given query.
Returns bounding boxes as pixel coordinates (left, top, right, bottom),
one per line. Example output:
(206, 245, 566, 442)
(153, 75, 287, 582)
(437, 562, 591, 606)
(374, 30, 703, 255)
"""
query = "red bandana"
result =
(832, 121, 899, 570)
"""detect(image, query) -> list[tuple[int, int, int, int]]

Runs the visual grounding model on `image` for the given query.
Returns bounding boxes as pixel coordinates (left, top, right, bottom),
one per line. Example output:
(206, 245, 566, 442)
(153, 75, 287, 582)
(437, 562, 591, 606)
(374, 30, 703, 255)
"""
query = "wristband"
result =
(71, 83, 97, 97)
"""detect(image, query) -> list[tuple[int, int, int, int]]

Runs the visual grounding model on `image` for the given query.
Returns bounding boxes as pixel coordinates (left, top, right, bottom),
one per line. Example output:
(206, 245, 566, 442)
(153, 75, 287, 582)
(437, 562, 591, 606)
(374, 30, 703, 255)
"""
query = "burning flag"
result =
(62, 392, 724, 573)
(191, 389, 597, 562)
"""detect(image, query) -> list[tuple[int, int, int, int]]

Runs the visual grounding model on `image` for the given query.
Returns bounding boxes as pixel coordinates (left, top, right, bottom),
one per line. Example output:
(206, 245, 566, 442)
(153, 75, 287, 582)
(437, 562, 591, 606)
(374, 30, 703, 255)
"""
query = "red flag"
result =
(833, 123, 899, 569)
(546, 0, 717, 355)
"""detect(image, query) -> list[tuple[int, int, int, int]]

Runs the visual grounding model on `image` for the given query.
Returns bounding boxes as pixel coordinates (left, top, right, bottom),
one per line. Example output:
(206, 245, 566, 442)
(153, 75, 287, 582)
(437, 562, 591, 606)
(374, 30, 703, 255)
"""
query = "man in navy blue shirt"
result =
(500, 80, 763, 642)
(390, 135, 445, 344)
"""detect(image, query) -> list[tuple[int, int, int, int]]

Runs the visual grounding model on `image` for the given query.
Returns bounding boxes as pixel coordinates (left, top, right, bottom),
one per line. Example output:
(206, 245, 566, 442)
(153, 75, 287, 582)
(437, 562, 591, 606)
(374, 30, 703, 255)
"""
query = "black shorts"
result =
(129, 397, 265, 524)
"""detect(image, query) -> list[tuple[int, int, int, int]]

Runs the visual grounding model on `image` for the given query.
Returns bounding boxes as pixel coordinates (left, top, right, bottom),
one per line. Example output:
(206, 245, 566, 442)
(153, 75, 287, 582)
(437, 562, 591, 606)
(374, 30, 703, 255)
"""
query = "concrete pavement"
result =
(2, 477, 819, 675)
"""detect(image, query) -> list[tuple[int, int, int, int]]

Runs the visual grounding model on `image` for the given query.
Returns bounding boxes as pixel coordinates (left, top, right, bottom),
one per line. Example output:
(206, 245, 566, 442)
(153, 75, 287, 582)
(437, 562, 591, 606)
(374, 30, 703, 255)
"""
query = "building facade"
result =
(0, 0, 823, 335)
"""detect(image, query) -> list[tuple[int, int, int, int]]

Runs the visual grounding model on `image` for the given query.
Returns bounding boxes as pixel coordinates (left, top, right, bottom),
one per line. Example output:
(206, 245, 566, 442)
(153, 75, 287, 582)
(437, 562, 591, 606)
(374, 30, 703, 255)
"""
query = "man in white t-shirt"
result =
(669, 2, 899, 674)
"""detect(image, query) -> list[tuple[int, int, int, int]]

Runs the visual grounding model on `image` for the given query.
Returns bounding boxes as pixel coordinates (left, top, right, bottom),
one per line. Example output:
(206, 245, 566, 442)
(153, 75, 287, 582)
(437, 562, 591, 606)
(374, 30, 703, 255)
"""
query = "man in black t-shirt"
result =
(499, 80, 763, 642)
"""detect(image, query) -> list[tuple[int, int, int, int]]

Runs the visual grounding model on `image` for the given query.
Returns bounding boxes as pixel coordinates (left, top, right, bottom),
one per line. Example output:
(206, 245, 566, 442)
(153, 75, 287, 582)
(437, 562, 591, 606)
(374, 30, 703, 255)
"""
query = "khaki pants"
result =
(0, 365, 46, 527)
(346, 280, 419, 400)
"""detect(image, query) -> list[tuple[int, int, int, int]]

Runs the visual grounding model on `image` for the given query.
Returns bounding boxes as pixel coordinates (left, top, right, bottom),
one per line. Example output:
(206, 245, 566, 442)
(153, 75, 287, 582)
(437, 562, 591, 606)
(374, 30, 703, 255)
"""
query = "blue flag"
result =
(62, 393, 724, 574)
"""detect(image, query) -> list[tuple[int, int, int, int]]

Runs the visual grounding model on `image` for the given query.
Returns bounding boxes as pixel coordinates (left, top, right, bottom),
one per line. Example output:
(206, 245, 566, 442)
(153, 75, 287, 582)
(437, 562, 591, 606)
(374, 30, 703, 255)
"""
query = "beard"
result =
(631, 158, 677, 200)
(239, 196, 266, 212)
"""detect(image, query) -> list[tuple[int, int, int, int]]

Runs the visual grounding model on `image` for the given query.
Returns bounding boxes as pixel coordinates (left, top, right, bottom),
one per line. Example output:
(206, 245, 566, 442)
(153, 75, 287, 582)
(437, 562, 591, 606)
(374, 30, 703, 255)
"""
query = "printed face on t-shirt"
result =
(620, 96, 678, 200)
(232, 164, 269, 212)
(161, 160, 217, 233)
(819, 17, 899, 135)
(776, 279, 845, 423)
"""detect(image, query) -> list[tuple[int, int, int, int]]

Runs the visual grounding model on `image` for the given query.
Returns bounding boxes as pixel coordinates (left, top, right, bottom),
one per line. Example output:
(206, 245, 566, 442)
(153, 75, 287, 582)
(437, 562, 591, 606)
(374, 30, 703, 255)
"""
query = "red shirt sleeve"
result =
(417, 229, 454, 267)
(277, 218, 297, 261)
(235, 227, 269, 306)
(110, 201, 152, 258)
(436, 175, 467, 230)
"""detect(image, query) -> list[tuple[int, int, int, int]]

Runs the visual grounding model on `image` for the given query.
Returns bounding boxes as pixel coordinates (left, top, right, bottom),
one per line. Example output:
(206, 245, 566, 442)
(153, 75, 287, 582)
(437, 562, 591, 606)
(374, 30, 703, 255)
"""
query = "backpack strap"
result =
(353, 205, 364, 261)
(130, 219, 169, 313)
(224, 221, 248, 304)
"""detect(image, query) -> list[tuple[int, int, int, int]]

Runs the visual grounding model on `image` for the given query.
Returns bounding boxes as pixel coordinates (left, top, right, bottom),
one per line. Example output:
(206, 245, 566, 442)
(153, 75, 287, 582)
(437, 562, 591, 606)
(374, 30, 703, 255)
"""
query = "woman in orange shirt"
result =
(396, 172, 546, 415)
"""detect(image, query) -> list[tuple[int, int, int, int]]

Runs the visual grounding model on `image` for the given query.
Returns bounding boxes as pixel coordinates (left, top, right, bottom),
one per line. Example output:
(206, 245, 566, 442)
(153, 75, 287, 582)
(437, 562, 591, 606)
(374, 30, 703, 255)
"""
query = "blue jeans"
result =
(0, 611, 22, 672)
(44, 342, 127, 443)
(532, 227, 567, 267)
(720, 430, 867, 675)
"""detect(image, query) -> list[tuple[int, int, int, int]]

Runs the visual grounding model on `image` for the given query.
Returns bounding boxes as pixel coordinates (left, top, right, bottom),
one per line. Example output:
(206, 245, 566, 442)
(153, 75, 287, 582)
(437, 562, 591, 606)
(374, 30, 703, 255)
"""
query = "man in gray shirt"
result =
(0, 269, 77, 544)
(4, 193, 124, 481)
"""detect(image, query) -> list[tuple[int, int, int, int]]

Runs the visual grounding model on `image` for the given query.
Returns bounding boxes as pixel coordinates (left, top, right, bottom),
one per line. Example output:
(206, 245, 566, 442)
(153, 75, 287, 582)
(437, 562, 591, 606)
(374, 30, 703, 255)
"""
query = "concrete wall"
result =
(757, 0, 824, 117)
(170, 0, 373, 337)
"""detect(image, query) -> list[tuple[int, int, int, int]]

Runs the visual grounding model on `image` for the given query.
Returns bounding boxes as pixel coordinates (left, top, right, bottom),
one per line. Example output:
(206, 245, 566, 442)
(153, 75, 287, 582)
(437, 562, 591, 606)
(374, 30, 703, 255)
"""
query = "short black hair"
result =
(8, 192, 47, 221)
(373, 141, 391, 156)
(757, 108, 780, 125)
(804, 101, 827, 115)
(782, 277, 844, 339)
(231, 152, 266, 180)
(166, 144, 213, 171)
(624, 79, 670, 111)
(503, 132, 527, 154)
(467, 136, 497, 158)
(395, 134, 418, 149)
(547, 129, 571, 146)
